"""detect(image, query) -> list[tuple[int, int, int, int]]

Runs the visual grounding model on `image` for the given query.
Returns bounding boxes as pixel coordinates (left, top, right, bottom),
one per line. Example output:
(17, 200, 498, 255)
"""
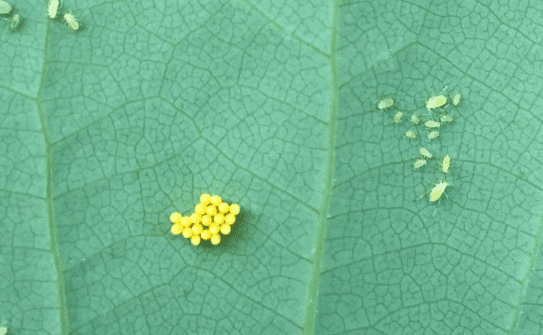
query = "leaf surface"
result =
(1, 1, 542, 334)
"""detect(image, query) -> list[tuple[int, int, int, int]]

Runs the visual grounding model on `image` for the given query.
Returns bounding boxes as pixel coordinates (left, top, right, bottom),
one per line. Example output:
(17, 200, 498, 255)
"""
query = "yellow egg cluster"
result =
(169, 193, 240, 246)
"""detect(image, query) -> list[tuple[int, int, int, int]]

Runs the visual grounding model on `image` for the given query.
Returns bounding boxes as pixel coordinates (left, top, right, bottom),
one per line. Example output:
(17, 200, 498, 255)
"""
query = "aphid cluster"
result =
(376, 86, 462, 206)
(0, 0, 22, 32)
(1, 1, 84, 33)
(169, 193, 240, 246)
(47, 0, 82, 31)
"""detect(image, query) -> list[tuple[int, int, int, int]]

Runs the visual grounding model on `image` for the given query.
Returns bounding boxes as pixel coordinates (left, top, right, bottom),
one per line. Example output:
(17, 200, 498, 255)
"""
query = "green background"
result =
(1, 0, 542, 334)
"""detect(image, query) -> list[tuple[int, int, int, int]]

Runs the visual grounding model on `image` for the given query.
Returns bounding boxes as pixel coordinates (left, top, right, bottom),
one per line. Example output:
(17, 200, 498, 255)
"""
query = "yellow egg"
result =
(201, 215, 212, 226)
(225, 214, 236, 225)
(230, 204, 240, 215)
(201, 230, 210, 240)
(214, 214, 224, 224)
(182, 228, 192, 239)
(206, 205, 217, 216)
(218, 202, 229, 213)
(200, 193, 211, 204)
(169, 212, 182, 224)
(210, 195, 222, 206)
(209, 224, 219, 235)
(170, 224, 182, 235)
(210, 234, 221, 245)
(220, 224, 231, 235)
(190, 236, 201, 246)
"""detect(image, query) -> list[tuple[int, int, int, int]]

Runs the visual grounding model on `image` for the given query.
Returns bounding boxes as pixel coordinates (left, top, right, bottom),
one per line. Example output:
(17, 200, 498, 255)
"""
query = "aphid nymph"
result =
(393, 111, 403, 124)
(440, 115, 453, 123)
(0, 0, 11, 15)
(378, 97, 394, 110)
(413, 159, 427, 169)
(441, 155, 450, 173)
(424, 120, 440, 128)
(429, 181, 449, 202)
(64, 12, 79, 30)
(405, 130, 417, 139)
(9, 13, 21, 32)
(452, 93, 461, 106)
(419, 147, 433, 159)
(48, 0, 60, 19)
(428, 131, 440, 140)
(411, 114, 420, 125)
(426, 95, 447, 111)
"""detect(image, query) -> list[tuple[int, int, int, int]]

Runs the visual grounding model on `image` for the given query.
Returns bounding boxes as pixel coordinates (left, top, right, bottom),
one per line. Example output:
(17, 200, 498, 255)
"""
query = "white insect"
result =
(48, 0, 60, 19)
(426, 95, 447, 111)
(413, 159, 427, 169)
(420, 147, 433, 159)
(393, 111, 402, 124)
(64, 12, 79, 30)
(440, 115, 453, 123)
(442, 155, 451, 173)
(429, 181, 449, 202)
(405, 130, 417, 139)
(424, 120, 440, 128)
(9, 13, 20, 32)
(378, 97, 394, 110)
(411, 114, 420, 125)
(452, 93, 461, 106)
(0, 0, 11, 15)
(428, 131, 440, 140)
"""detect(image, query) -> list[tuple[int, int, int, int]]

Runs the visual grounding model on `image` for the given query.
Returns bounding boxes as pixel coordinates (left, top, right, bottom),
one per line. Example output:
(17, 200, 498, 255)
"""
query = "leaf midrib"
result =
(301, 1, 340, 334)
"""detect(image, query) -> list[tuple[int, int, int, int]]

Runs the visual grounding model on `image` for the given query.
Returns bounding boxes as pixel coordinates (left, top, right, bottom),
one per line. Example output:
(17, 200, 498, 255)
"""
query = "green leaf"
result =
(1, 1, 542, 334)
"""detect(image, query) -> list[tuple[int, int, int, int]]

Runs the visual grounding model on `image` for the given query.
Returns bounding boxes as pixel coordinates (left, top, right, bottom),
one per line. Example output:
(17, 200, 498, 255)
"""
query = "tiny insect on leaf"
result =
(425, 120, 440, 128)
(428, 131, 440, 140)
(378, 97, 394, 110)
(429, 181, 449, 202)
(413, 159, 427, 169)
(48, 0, 60, 19)
(426, 95, 447, 111)
(442, 155, 451, 173)
(452, 93, 461, 106)
(64, 12, 79, 30)
(0, 0, 11, 15)
(405, 130, 417, 139)
(9, 13, 21, 32)
(420, 147, 433, 159)
(393, 111, 403, 124)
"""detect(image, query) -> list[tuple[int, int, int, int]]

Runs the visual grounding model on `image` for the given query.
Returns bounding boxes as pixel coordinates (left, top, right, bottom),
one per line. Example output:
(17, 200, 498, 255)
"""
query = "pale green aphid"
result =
(378, 97, 394, 110)
(64, 12, 79, 30)
(427, 131, 440, 140)
(48, 0, 60, 19)
(393, 111, 403, 124)
(426, 95, 447, 111)
(440, 115, 453, 123)
(9, 13, 21, 32)
(452, 93, 462, 106)
(0, 0, 11, 15)
(420, 147, 433, 159)
(429, 181, 449, 202)
(424, 120, 440, 128)
(413, 159, 427, 169)
(405, 130, 417, 139)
